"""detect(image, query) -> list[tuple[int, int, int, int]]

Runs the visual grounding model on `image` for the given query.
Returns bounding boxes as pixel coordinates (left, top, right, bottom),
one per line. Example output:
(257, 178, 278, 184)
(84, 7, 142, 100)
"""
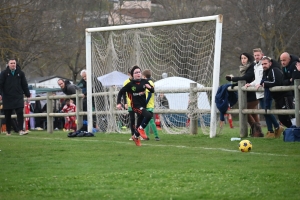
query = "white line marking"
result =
(21, 136, 292, 157)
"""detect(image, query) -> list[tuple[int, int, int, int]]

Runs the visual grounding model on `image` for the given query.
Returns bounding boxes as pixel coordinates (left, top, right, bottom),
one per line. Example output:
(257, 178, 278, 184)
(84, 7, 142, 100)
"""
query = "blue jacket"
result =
(215, 83, 238, 121)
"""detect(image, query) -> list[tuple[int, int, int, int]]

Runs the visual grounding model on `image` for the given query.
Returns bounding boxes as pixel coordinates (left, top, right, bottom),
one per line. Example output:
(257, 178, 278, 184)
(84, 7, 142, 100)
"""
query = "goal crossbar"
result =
(86, 15, 222, 33)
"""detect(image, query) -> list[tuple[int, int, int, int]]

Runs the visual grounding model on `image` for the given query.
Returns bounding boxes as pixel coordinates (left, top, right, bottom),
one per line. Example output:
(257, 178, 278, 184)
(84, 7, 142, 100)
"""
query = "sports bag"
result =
(283, 126, 300, 142)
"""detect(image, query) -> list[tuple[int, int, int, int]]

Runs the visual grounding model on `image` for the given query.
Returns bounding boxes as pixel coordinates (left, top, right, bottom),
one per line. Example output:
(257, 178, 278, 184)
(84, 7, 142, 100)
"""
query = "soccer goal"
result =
(86, 15, 222, 138)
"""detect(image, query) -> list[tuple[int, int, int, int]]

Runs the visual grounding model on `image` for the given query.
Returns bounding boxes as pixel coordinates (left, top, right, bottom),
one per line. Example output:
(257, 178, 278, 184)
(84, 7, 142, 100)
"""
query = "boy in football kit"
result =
(116, 66, 154, 146)
(142, 69, 160, 141)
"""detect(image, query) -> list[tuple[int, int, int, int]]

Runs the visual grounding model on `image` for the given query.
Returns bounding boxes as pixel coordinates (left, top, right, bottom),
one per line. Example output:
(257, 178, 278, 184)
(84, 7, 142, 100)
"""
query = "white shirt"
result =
(249, 61, 264, 99)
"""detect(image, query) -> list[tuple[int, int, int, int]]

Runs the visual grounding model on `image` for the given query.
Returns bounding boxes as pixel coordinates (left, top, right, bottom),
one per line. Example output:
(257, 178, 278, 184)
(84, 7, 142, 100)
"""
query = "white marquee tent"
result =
(97, 71, 129, 87)
(154, 77, 211, 110)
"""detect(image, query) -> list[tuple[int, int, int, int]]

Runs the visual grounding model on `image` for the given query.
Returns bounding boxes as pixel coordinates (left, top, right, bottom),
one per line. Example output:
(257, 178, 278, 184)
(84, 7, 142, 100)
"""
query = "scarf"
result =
(239, 63, 251, 76)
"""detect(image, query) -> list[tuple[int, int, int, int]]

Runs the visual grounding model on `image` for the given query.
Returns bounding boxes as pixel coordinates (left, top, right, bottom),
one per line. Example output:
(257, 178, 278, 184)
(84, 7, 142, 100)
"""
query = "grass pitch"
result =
(0, 127, 300, 200)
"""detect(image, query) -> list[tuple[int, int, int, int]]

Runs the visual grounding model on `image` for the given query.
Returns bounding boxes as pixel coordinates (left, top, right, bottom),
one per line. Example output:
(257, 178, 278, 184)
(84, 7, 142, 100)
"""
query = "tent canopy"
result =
(154, 77, 211, 110)
(97, 71, 129, 87)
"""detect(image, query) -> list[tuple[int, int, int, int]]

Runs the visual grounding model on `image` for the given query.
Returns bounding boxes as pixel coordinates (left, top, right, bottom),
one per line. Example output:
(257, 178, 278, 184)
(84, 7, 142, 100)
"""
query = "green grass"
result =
(1, 127, 300, 200)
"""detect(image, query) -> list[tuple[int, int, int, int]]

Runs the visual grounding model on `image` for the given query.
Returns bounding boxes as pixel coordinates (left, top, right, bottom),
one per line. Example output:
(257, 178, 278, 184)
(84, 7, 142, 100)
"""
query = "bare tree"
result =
(0, 0, 55, 71)
(153, 0, 218, 21)
(218, 0, 300, 73)
(46, 0, 110, 82)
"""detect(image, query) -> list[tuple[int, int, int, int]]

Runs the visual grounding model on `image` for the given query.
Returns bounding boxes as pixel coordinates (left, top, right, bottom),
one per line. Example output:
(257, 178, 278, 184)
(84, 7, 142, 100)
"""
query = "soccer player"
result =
(116, 66, 154, 146)
(123, 67, 136, 140)
(142, 69, 160, 141)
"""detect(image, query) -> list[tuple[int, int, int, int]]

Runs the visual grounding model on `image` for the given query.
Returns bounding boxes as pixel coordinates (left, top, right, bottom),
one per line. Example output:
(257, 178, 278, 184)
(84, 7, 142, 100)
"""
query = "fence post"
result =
(238, 81, 248, 137)
(294, 79, 300, 127)
(46, 92, 53, 133)
(76, 90, 83, 130)
(189, 83, 198, 135)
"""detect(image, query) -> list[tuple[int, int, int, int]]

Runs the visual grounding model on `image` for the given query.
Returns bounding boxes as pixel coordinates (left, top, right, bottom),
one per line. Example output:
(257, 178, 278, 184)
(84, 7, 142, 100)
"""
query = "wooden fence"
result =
(1, 79, 299, 137)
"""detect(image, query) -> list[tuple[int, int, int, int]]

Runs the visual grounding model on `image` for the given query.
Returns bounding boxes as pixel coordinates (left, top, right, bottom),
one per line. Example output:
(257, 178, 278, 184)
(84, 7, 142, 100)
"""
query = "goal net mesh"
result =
(91, 20, 217, 135)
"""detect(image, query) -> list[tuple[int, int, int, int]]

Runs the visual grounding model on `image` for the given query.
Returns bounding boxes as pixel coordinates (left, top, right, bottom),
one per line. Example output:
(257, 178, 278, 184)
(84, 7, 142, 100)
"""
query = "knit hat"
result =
(130, 65, 141, 77)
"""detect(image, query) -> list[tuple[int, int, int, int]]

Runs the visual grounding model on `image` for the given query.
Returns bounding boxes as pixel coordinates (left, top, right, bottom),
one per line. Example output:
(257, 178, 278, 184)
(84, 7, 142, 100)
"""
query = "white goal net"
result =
(86, 15, 222, 137)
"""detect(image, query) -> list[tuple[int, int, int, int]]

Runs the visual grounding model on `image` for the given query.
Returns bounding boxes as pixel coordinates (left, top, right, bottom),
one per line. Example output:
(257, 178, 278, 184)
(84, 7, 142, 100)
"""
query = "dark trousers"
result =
(128, 110, 135, 135)
(4, 107, 24, 133)
(275, 96, 294, 128)
(133, 107, 153, 129)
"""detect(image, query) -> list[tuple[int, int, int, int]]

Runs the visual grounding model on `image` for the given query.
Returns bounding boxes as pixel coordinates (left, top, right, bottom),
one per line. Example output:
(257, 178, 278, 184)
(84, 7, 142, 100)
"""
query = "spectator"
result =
(280, 52, 299, 86)
(77, 70, 103, 132)
(31, 95, 43, 130)
(0, 109, 19, 134)
(77, 69, 88, 131)
(57, 79, 80, 104)
(157, 93, 169, 109)
(116, 66, 154, 146)
(292, 59, 300, 84)
(93, 76, 106, 132)
(258, 56, 294, 134)
(245, 48, 284, 137)
(61, 99, 77, 131)
(226, 53, 261, 136)
(142, 69, 160, 141)
(77, 69, 87, 94)
(0, 59, 31, 136)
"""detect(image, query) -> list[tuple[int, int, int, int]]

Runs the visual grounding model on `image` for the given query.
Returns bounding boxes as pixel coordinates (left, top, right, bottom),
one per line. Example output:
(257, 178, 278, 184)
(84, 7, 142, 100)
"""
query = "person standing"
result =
(0, 59, 31, 136)
(77, 69, 87, 94)
(226, 53, 261, 137)
(292, 59, 300, 84)
(280, 52, 299, 86)
(245, 48, 284, 137)
(142, 69, 160, 141)
(116, 66, 154, 146)
(258, 56, 294, 133)
(157, 93, 169, 109)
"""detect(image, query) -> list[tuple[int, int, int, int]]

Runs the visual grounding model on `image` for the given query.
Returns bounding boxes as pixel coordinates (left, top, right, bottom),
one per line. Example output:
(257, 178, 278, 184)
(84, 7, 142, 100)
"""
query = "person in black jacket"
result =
(0, 59, 31, 136)
(116, 66, 154, 146)
(226, 53, 261, 136)
(292, 59, 300, 84)
(57, 79, 80, 104)
(31, 95, 43, 129)
(258, 56, 294, 134)
(280, 52, 299, 86)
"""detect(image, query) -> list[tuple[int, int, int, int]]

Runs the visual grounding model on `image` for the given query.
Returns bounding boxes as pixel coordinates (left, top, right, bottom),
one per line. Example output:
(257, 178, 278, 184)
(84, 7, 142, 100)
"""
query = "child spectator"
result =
(61, 99, 76, 131)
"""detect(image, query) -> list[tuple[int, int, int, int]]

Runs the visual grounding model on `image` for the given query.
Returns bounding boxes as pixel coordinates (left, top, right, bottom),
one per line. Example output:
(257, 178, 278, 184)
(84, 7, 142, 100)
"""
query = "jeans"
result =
(259, 98, 279, 131)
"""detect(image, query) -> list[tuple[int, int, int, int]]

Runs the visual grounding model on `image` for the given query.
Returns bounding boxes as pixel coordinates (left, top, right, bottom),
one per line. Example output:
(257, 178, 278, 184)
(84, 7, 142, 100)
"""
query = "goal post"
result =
(85, 15, 222, 137)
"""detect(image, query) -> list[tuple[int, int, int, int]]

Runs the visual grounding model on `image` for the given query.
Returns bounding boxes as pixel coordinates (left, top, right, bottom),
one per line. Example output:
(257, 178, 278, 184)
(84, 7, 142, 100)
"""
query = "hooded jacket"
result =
(215, 83, 238, 121)
(282, 54, 299, 85)
(0, 65, 30, 109)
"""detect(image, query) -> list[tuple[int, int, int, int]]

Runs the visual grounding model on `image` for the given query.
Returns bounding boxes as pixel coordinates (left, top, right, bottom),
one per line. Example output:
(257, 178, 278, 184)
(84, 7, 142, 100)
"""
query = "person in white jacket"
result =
(245, 48, 284, 138)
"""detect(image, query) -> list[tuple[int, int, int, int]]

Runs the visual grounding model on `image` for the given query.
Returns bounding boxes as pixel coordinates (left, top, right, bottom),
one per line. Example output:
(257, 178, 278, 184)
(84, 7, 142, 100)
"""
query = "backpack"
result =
(67, 130, 94, 137)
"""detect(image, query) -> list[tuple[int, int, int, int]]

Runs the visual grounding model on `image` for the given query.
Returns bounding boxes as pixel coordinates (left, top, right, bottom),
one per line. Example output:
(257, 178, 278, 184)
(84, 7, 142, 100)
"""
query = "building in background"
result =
(27, 75, 70, 89)
(109, 1, 154, 25)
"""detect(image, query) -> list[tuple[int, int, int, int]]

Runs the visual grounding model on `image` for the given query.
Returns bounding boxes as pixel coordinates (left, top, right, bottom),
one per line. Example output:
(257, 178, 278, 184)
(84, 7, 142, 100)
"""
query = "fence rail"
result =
(1, 79, 299, 137)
